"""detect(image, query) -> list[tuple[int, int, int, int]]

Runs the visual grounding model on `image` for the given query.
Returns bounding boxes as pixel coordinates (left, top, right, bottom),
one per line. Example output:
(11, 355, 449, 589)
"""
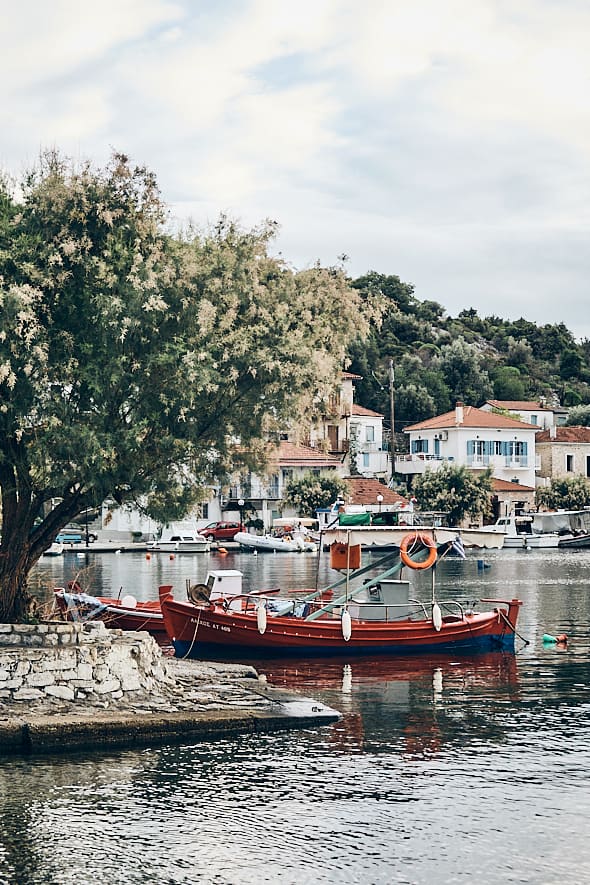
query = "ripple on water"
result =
(3, 549, 590, 883)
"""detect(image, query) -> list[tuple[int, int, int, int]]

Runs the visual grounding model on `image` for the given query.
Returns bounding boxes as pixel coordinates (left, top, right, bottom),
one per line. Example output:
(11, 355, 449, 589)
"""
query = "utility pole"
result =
(389, 358, 395, 482)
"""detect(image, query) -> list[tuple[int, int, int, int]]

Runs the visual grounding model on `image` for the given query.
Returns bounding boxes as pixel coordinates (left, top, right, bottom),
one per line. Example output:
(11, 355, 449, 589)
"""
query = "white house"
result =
(396, 402, 539, 490)
(481, 400, 568, 429)
(225, 441, 345, 529)
(535, 426, 590, 483)
(308, 372, 389, 479)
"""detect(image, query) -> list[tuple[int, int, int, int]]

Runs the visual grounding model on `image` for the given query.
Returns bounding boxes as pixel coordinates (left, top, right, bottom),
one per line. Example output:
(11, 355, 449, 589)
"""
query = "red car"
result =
(198, 521, 245, 541)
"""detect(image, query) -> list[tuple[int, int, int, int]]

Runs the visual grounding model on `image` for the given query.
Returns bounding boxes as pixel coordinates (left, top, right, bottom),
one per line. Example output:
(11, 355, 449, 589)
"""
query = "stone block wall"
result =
(0, 621, 173, 704)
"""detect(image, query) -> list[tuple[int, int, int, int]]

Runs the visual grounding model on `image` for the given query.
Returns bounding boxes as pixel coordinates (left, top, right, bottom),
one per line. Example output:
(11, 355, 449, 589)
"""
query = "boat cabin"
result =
(349, 579, 413, 621)
(206, 570, 244, 600)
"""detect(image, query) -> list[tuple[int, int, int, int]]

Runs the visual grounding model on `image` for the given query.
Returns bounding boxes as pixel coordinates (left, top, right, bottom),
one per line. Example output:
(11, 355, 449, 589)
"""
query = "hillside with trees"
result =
(347, 272, 590, 435)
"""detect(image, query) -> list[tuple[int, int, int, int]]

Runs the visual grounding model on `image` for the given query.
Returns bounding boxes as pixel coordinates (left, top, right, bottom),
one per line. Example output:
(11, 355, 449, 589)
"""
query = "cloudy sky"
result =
(1, 0, 589, 338)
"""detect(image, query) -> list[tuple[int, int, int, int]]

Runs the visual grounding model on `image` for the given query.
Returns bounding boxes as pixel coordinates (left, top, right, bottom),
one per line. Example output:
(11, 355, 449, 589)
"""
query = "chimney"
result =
(455, 401, 464, 425)
(550, 424, 557, 440)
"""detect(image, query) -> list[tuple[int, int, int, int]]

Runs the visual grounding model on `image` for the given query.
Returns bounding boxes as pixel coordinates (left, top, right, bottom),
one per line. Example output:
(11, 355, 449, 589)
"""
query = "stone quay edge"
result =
(0, 621, 340, 756)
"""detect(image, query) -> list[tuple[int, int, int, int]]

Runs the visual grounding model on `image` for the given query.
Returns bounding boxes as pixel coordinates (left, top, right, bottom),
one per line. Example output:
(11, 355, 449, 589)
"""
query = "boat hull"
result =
(557, 533, 590, 549)
(160, 597, 521, 658)
(54, 589, 167, 636)
(148, 541, 210, 553)
(234, 532, 316, 553)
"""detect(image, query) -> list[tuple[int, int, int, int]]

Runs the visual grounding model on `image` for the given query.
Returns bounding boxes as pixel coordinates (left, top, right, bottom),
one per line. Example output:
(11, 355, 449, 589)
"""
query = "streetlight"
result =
(238, 498, 245, 528)
(376, 493, 383, 514)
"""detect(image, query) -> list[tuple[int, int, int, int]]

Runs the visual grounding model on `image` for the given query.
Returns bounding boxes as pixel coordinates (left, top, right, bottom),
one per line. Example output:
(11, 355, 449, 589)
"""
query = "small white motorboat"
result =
(234, 531, 316, 553)
(148, 522, 211, 553)
(43, 541, 65, 556)
(482, 515, 560, 549)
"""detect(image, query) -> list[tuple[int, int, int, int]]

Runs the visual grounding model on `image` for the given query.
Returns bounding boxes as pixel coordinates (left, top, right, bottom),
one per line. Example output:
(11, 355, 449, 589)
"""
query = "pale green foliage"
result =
(434, 337, 493, 406)
(283, 473, 349, 517)
(0, 152, 372, 619)
(413, 464, 493, 526)
(565, 406, 590, 427)
(536, 476, 590, 510)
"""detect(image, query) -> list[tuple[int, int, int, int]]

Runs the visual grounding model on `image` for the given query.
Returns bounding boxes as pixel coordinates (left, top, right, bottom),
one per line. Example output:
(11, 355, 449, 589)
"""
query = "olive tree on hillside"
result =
(413, 464, 493, 527)
(0, 152, 372, 621)
(434, 337, 493, 406)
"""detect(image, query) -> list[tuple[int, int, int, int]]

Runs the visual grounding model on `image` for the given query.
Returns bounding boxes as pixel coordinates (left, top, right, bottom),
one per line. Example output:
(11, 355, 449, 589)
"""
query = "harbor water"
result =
(1, 546, 590, 884)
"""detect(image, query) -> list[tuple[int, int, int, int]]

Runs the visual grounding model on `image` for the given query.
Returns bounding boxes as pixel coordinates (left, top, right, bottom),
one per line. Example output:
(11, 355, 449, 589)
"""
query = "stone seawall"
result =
(0, 622, 340, 755)
(0, 621, 173, 705)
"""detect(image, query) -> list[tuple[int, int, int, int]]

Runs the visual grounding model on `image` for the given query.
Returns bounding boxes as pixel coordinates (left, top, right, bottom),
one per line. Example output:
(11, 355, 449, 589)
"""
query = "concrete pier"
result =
(0, 623, 340, 756)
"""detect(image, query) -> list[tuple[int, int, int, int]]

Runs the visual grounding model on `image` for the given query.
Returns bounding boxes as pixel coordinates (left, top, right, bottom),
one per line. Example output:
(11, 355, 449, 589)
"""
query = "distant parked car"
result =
(56, 529, 97, 544)
(198, 521, 245, 541)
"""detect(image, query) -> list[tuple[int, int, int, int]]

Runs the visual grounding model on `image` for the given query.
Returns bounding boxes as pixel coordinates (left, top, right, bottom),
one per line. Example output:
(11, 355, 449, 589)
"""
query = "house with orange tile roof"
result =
(307, 373, 389, 479)
(489, 479, 536, 517)
(343, 477, 408, 509)
(397, 402, 539, 508)
(481, 399, 568, 430)
(535, 426, 590, 483)
(223, 440, 346, 529)
(221, 372, 391, 528)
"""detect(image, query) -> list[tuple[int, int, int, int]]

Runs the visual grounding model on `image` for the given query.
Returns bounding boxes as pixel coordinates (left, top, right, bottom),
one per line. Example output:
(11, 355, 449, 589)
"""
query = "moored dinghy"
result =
(234, 529, 316, 553)
(53, 569, 255, 637)
(159, 532, 523, 658)
(54, 584, 167, 636)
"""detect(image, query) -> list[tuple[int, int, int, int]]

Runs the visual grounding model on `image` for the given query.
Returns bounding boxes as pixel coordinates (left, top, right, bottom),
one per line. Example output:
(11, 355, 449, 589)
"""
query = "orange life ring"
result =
(399, 532, 437, 570)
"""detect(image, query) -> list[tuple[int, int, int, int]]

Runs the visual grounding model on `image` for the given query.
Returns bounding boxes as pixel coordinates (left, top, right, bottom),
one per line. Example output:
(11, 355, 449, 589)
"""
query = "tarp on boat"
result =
(532, 509, 590, 535)
(338, 513, 371, 526)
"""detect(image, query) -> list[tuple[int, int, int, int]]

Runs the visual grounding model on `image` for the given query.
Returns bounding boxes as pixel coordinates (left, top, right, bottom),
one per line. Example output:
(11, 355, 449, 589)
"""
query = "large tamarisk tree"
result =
(0, 152, 371, 621)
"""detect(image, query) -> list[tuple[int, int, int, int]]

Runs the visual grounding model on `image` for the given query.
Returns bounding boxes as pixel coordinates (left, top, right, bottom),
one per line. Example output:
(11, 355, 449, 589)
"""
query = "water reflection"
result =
(7, 547, 589, 883)
(257, 651, 520, 758)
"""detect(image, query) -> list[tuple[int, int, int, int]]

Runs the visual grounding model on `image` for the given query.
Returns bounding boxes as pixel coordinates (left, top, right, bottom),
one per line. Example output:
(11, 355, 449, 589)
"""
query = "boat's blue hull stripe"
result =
(172, 633, 515, 659)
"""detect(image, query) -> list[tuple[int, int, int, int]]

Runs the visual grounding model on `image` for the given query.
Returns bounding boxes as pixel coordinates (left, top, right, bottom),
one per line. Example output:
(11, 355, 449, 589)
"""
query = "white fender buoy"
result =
(257, 602, 267, 635)
(341, 609, 352, 642)
(432, 602, 442, 632)
(121, 595, 137, 609)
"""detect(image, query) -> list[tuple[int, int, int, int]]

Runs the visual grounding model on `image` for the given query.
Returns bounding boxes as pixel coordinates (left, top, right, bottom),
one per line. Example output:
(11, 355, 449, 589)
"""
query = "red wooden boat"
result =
(54, 585, 167, 636)
(159, 587, 522, 657)
(53, 569, 277, 638)
(158, 535, 523, 658)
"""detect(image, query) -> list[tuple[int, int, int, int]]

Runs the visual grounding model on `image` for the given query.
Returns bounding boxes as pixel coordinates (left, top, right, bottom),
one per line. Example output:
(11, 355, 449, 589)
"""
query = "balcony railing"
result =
(504, 456, 528, 468)
(466, 455, 490, 468)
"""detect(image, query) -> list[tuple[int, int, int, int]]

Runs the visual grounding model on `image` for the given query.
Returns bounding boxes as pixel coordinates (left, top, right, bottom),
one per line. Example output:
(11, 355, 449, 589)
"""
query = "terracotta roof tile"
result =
(486, 400, 550, 412)
(276, 440, 343, 467)
(491, 478, 535, 492)
(343, 477, 408, 506)
(406, 405, 537, 432)
(536, 426, 590, 443)
(351, 404, 384, 418)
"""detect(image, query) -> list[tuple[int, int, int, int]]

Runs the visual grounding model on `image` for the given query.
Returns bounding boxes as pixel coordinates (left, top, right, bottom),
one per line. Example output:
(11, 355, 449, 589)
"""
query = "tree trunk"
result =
(0, 548, 36, 623)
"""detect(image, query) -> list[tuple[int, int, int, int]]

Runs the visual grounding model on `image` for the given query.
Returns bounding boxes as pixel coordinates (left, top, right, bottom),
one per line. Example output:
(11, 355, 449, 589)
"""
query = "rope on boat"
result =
(498, 608, 529, 645)
(180, 606, 203, 659)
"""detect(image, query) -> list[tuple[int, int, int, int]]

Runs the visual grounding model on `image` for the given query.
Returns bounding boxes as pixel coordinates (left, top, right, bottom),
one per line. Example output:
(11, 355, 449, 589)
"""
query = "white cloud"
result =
(0, 0, 589, 337)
